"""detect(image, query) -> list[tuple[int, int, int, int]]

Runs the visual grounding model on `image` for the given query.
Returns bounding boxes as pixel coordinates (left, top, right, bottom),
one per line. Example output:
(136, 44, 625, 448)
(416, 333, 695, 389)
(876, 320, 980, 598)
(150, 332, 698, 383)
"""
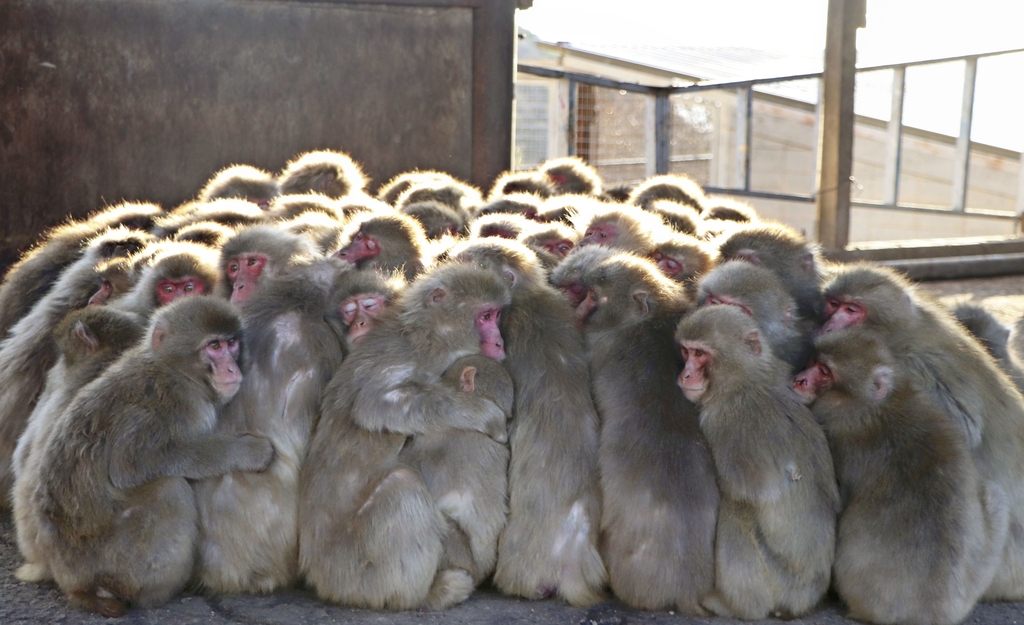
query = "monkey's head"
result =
(647, 199, 703, 237)
(451, 238, 546, 294)
(377, 170, 453, 206)
(400, 263, 511, 361)
(550, 245, 617, 310)
(87, 257, 137, 306)
(519, 222, 578, 268)
(821, 264, 916, 334)
(697, 261, 794, 329)
(148, 296, 245, 404)
(55, 306, 144, 368)
(539, 156, 602, 196)
(471, 213, 535, 241)
(674, 305, 769, 405)
(565, 253, 684, 331)
(794, 328, 894, 414)
(329, 269, 405, 349)
(475, 194, 542, 221)
(88, 225, 154, 262)
(279, 150, 366, 199)
(490, 170, 553, 200)
(268, 193, 344, 222)
(401, 200, 466, 239)
(199, 164, 280, 210)
(397, 179, 482, 214)
(334, 212, 427, 277)
(628, 174, 707, 212)
(220, 226, 317, 306)
(173, 221, 236, 249)
(651, 232, 716, 283)
(576, 205, 665, 254)
(127, 242, 220, 312)
(90, 201, 165, 232)
(705, 197, 758, 223)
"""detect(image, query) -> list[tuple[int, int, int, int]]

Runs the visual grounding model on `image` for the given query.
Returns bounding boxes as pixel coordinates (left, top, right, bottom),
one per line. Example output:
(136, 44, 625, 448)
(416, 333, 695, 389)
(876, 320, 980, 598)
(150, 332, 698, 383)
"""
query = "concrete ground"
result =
(3, 274, 1024, 624)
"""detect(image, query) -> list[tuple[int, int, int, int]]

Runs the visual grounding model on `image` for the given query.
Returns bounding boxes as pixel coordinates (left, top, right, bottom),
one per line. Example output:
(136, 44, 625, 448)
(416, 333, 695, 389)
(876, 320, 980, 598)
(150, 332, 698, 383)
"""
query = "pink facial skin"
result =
(821, 297, 866, 333)
(704, 293, 754, 317)
(156, 276, 206, 307)
(578, 222, 618, 247)
(341, 293, 386, 345)
(792, 360, 833, 404)
(548, 173, 568, 188)
(247, 197, 272, 211)
(476, 307, 505, 360)
(521, 207, 540, 221)
(335, 231, 381, 265)
(678, 343, 710, 402)
(559, 282, 587, 308)
(542, 239, 575, 259)
(652, 250, 683, 280)
(226, 253, 268, 305)
(574, 289, 597, 326)
(88, 280, 114, 306)
(206, 336, 243, 400)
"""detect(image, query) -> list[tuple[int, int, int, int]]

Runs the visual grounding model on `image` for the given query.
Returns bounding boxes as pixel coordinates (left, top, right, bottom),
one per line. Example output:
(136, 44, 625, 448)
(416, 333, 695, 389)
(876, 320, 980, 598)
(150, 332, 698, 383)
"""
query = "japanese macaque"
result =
(113, 242, 220, 320)
(538, 193, 603, 224)
(329, 269, 405, 352)
(474, 194, 543, 221)
(821, 264, 1024, 600)
(173, 220, 235, 249)
(299, 263, 511, 610)
(697, 260, 813, 371)
(676, 305, 838, 619)
(704, 196, 758, 223)
(195, 257, 349, 594)
(717, 222, 826, 322)
(646, 199, 703, 237)
(396, 178, 481, 220)
(267, 193, 345, 222)
(88, 201, 166, 233)
(197, 164, 280, 210)
(551, 252, 717, 614)
(601, 182, 635, 203)
(795, 329, 1009, 625)
(337, 194, 391, 219)
(650, 232, 716, 299)
(519, 222, 579, 271)
(452, 239, 605, 606)
(399, 354, 513, 584)
(333, 211, 429, 281)
(952, 303, 1024, 392)
(31, 297, 274, 617)
(572, 204, 668, 255)
(627, 174, 708, 212)
(218, 226, 319, 306)
(151, 199, 267, 239)
(400, 200, 467, 239)
(539, 157, 602, 196)
(280, 212, 347, 256)
(470, 213, 536, 241)
(13, 306, 145, 584)
(376, 170, 454, 206)
(0, 219, 152, 341)
(0, 229, 148, 509)
(278, 150, 367, 199)
(489, 170, 553, 199)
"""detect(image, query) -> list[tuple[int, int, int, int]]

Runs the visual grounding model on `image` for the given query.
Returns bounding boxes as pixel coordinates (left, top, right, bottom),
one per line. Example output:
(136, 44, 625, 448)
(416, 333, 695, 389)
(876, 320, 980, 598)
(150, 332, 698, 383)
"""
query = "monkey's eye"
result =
(361, 298, 378, 310)
(652, 251, 663, 261)
(183, 283, 194, 292)
(844, 304, 861, 315)
(208, 340, 222, 351)
(558, 244, 571, 253)
(584, 229, 593, 237)
(818, 362, 833, 378)
(228, 262, 239, 274)
(664, 259, 682, 273)
(227, 338, 237, 348)
(343, 302, 357, 314)
(161, 284, 174, 293)
(247, 257, 258, 266)
(825, 298, 840, 314)
(599, 231, 608, 239)
(680, 345, 689, 359)
(693, 348, 706, 359)
(480, 311, 493, 322)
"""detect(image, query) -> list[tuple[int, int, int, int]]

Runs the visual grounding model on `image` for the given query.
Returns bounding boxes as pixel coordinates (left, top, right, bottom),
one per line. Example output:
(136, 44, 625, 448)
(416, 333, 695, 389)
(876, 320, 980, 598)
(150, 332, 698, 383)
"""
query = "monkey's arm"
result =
(352, 378, 507, 443)
(109, 433, 274, 490)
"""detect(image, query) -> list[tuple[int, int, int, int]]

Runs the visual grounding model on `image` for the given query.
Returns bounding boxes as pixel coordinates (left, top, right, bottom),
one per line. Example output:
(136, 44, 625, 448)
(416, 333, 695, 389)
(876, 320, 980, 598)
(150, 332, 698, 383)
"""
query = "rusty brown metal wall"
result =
(0, 0, 515, 259)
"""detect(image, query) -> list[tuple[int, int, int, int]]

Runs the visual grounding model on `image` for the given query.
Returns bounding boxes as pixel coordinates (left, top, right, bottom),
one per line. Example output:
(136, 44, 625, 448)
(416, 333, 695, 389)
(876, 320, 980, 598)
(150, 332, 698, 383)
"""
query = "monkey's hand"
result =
(353, 380, 508, 443)
(232, 433, 276, 473)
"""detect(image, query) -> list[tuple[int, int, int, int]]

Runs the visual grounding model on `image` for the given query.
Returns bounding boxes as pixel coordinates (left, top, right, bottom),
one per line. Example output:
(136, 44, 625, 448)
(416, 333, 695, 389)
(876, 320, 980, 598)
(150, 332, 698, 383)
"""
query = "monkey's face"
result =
(156, 275, 207, 307)
(541, 237, 574, 259)
(793, 360, 833, 404)
(579, 221, 617, 247)
(204, 335, 243, 402)
(678, 341, 711, 403)
(475, 306, 505, 360)
(703, 292, 753, 317)
(335, 231, 380, 266)
(225, 253, 268, 305)
(341, 293, 387, 347)
(821, 297, 865, 333)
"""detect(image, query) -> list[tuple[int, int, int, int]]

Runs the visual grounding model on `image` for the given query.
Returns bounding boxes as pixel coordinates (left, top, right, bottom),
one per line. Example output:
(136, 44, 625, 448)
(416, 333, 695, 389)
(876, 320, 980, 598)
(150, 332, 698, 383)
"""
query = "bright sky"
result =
(518, 0, 1024, 150)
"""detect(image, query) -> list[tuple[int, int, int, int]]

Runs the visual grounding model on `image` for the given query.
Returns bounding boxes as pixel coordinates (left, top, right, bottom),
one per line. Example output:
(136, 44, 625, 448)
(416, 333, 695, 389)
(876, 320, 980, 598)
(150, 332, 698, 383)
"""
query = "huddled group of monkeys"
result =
(1, 149, 1023, 624)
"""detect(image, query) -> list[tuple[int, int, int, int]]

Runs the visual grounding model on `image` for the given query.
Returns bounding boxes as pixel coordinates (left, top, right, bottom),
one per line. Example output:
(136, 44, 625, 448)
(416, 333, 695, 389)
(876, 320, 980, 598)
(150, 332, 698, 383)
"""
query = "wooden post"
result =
(815, 0, 864, 250)
(882, 66, 905, 206)
(951, 57, 978, 212)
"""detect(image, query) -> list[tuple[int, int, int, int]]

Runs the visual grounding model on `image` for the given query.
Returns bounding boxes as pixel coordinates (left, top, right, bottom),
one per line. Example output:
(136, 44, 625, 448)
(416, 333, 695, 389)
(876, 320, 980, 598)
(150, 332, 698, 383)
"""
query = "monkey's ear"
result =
(501, 266, 517, 286)
(74, 321, 100, 354)
(744, 329, 762, 357)
(632, 290, 650, 316)
(782, 304, 793, 328)
(150, 321, 169, 351)
(460, 366, 477, 393)
(426, 286, 447, 307)
(869, 365, 892, 401)
(735, 249, 760, 265)
(799, 252, 815, 277)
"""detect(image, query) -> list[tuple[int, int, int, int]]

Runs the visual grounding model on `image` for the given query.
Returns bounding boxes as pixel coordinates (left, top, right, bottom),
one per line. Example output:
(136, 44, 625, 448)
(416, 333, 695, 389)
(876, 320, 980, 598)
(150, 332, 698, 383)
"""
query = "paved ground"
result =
(3, 274, 1024, 624)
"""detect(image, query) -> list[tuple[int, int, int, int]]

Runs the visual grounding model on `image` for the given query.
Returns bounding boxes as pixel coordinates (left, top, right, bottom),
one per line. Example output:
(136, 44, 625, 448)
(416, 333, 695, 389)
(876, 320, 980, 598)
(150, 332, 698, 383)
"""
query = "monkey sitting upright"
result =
(795, 329, 1009, 625)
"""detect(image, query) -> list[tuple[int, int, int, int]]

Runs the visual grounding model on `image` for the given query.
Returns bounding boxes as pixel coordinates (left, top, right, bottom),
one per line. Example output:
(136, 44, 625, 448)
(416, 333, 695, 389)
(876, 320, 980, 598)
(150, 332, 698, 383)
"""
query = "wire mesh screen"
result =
(514, 82, 551, 170)
(576, 84, 649, 185)
(668, 93, 715, 186)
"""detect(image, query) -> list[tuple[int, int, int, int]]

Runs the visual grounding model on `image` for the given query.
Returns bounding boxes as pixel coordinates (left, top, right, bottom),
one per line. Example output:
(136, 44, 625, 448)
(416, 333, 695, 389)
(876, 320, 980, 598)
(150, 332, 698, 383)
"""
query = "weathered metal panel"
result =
(0, 0, 514, 257)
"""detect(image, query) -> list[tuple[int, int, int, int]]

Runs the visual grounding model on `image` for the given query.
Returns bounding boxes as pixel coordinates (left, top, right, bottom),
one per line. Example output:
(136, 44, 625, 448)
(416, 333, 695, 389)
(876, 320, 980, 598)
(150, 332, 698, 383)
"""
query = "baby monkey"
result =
(675, 305, 838, 619)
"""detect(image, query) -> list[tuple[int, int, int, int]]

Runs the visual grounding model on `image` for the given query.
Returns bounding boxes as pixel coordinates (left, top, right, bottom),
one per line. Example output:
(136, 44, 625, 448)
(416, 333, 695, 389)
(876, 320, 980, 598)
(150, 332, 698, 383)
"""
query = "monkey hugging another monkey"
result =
(1, 150, 1023, 625)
